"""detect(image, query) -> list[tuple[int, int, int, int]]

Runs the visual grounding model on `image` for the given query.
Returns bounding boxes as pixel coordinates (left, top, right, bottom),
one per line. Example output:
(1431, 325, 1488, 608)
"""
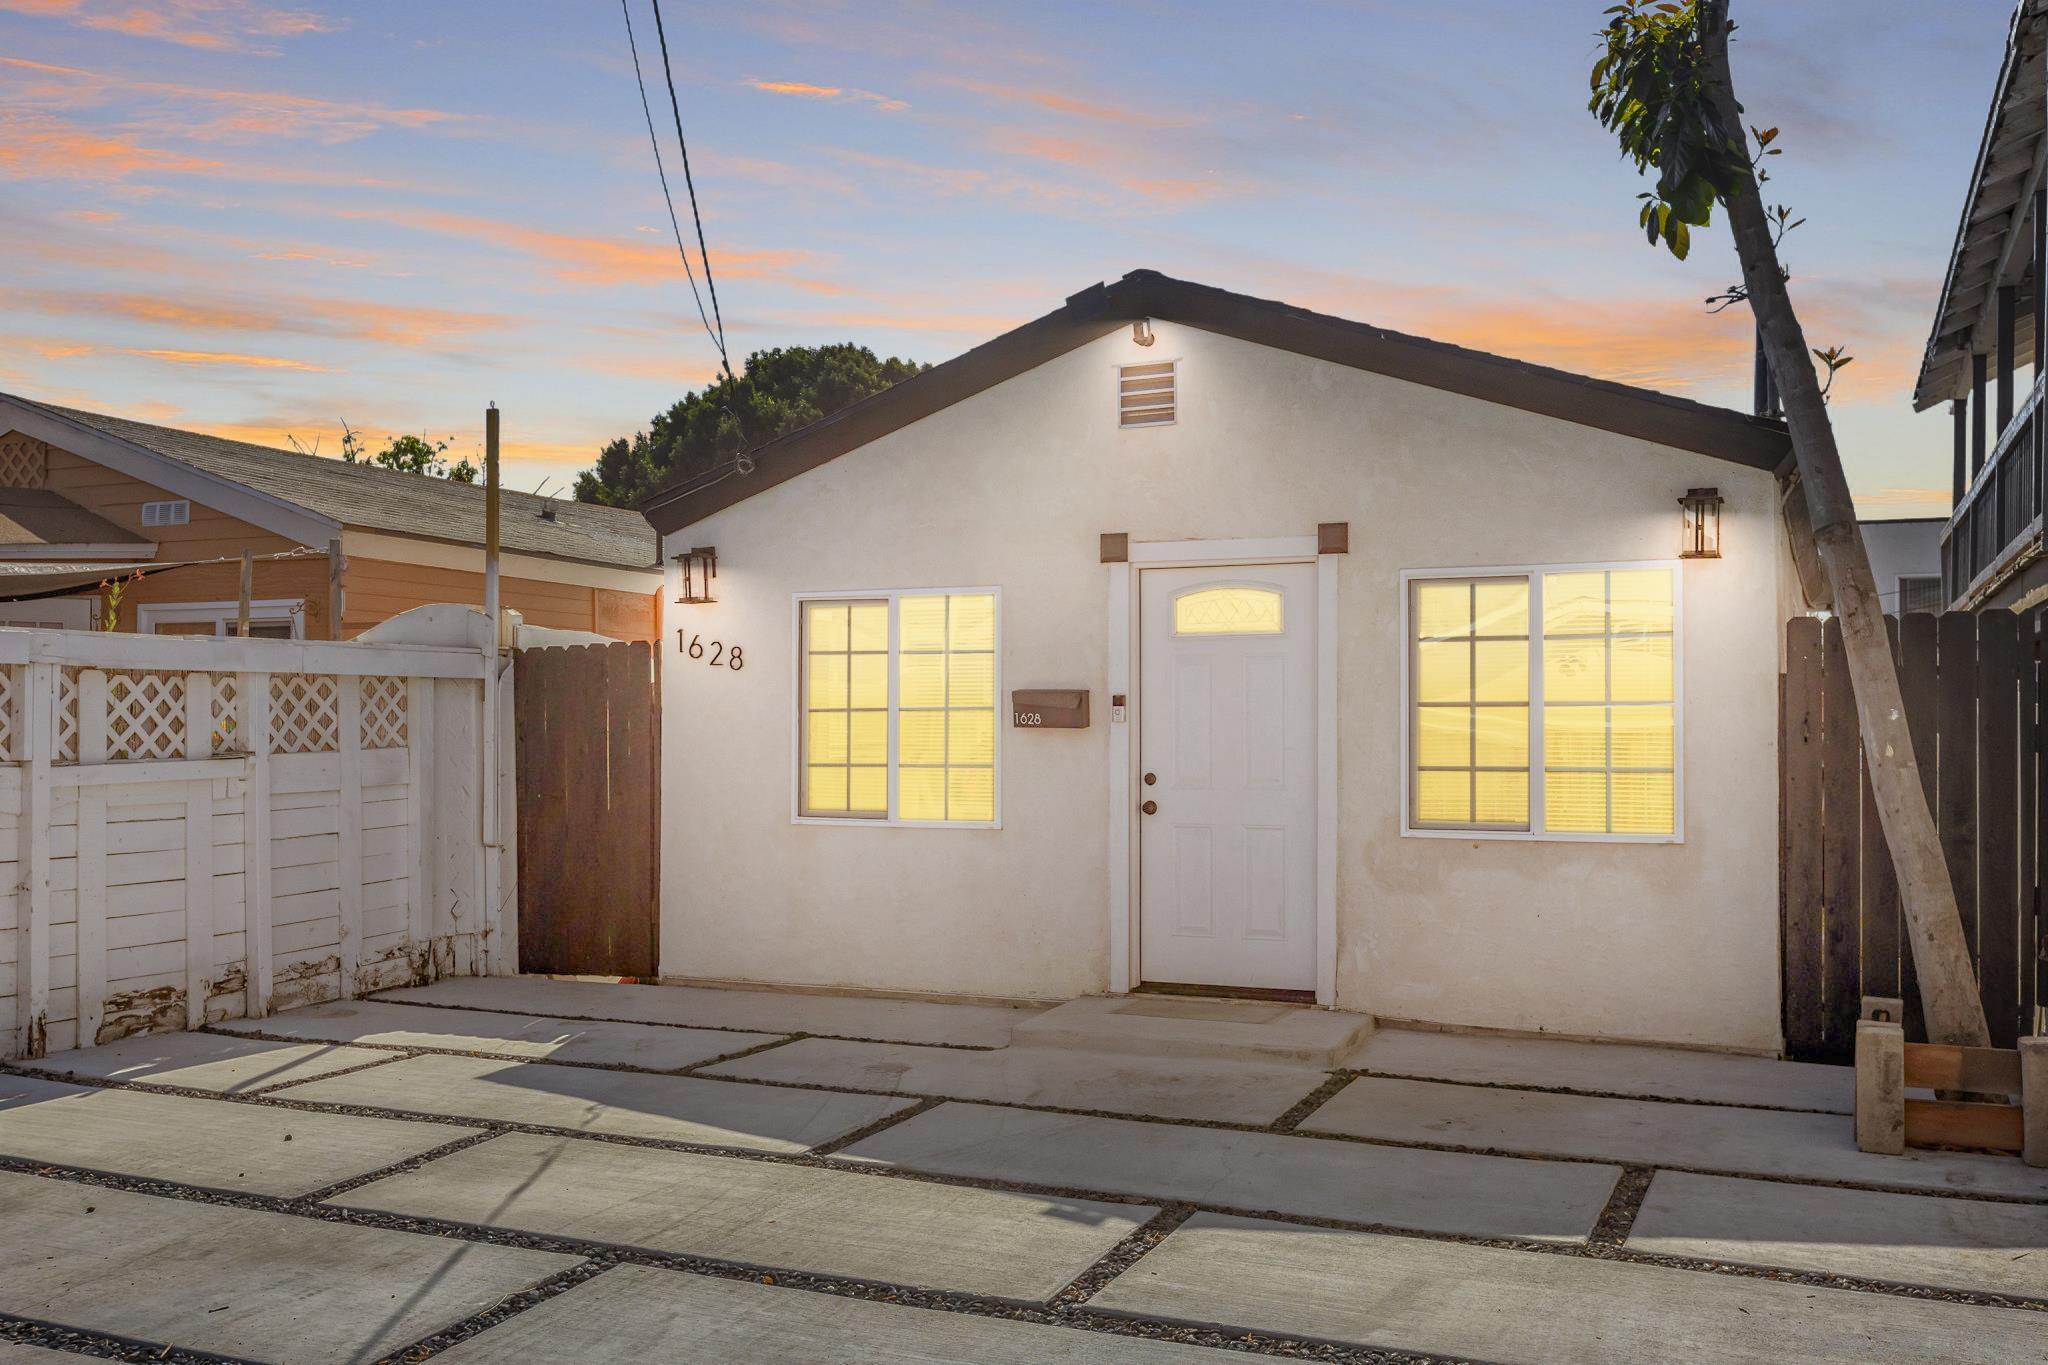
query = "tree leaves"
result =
(575, 344, 929, 506)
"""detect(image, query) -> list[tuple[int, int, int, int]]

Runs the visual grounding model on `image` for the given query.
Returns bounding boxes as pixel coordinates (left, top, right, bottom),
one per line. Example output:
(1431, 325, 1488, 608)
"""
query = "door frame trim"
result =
(1107, 535, 1338, 1005)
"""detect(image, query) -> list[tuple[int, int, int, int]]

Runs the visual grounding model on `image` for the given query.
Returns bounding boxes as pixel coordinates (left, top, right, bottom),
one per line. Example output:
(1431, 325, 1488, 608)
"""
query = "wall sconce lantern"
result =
(674, 546, 717, 603)
(1679, 488, 1724, 559)
(1132, 319, 1156, 347)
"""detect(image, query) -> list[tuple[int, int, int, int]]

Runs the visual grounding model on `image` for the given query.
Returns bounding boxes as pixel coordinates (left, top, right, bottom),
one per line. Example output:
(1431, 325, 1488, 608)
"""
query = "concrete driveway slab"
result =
(217, 1000, 779, 1070)
(1301, 1075, 2048, 1198)
(270, 1052, 911, 1153)
(703, 1037, 1329, 1125)
(17, 1032, 395, 1094)
(1351, 1028, 1853, 1113)
(377, 977, 1036, 1046)
(838, 1102, 1616, 1243)
(1629, 1170, 2048, 1297)
(436, 1264, 1236, 1364)
(0, 1171, 576, 1365)
(0, 1342, 77, 1361)
(331, 1130, 1152, 1303)
(1092, 1212, 2048, 1364)
(0, 1072, 473, 1197)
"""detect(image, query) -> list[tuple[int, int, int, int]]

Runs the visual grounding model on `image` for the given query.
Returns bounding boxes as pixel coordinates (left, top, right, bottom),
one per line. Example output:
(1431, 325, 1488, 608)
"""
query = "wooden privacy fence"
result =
(514, 639, 658, 977)
(0, 619, 515, 1059)
(1781, 611, 2043, 1063)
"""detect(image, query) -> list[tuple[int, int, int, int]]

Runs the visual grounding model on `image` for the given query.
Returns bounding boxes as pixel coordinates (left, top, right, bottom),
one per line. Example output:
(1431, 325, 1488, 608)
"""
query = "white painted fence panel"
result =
(0, 613, 512, 1057)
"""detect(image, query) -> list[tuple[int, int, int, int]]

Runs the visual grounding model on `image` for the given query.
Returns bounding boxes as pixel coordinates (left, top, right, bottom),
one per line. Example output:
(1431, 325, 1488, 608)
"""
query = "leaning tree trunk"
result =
(1702, 3, 1991, 1048)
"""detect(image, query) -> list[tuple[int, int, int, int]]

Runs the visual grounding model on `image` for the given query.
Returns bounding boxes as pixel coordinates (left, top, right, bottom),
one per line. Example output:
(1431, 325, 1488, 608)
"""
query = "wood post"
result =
(1855, 1017, 1906, 1155)
(236, 548, 253, 639)
(75, 670, 106, 1046)
(337, 676, 362, 997)
(327, 537, 344, 641)
(1953, 399, 1967, 507)
(1998, 284, 2017, 433)
(182, 674, 214, 1029)
(1974, 353, 1989, 476)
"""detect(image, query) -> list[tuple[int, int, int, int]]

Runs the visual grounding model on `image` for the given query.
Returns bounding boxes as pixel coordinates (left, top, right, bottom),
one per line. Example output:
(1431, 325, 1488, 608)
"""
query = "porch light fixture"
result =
(1679, 488, 1724, 559)
(674, 545, 717, 604)
(1132, 319, 1156, 347)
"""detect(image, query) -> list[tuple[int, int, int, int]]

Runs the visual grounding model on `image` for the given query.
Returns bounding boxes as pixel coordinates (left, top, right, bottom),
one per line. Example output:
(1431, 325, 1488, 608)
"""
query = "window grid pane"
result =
(1539, 568, 1676, 836)
(898, 592, 998, 823)
(801, 600, 888, 817)
(1412, 577, 1531, 831)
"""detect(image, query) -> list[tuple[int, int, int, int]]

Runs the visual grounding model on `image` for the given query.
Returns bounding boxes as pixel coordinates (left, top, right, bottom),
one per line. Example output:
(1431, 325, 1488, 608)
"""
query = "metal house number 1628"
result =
(680, 632, 744, 670)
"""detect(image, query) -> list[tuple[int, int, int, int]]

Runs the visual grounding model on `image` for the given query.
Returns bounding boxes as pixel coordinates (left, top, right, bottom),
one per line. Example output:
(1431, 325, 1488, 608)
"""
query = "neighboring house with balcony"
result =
(0, 393, 661, 640)
(1860, 517, 1947, 615)
(1916, 0, 2048, 610)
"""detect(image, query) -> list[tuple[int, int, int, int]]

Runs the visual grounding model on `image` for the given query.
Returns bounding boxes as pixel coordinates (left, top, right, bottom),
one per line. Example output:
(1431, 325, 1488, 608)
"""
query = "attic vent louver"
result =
(1118, 360, 1176, 428)
(141, 499, 190, 527)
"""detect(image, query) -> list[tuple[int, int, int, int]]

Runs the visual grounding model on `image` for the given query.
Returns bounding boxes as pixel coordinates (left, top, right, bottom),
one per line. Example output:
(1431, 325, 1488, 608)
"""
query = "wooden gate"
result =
(514, 640, 658, 976)
(1780, 612, 2043, 1062)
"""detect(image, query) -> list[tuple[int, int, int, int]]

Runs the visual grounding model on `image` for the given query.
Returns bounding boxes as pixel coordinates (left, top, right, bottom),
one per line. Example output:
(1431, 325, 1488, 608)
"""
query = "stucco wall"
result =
(661, 322, 1788, 1052)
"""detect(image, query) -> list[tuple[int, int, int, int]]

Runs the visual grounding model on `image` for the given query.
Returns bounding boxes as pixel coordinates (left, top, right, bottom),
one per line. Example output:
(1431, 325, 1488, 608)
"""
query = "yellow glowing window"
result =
(798, 591, 999, 825)
(1540, 568, 1676, 836)
(801, 599, 889, 817)
(1174, 585, 1283, 636)
(1409, 566, 1678, 838)
(1411, 577, 1530, 829)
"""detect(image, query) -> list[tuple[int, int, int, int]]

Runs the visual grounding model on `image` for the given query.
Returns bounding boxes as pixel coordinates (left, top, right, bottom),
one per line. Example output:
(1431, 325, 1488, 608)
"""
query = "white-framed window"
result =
(136, 599, 304, 640)
(1402, 562, 1681, 842)
(794, 588, 1000, 827)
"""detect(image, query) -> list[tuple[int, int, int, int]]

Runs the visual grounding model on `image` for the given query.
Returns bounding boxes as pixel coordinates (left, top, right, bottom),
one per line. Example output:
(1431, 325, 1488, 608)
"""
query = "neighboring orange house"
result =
(0, 393, 661, 640)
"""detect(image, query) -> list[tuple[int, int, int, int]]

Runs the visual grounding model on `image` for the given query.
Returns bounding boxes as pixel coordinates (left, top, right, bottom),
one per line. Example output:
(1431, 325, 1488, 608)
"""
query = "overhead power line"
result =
(619, 0, 734, 388)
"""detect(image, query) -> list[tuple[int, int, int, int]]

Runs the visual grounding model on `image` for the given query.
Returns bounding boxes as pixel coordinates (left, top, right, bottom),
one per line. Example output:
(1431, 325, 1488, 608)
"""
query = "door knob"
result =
(1143, 772, 1157, 785)
(1141, 800, 1158, 815)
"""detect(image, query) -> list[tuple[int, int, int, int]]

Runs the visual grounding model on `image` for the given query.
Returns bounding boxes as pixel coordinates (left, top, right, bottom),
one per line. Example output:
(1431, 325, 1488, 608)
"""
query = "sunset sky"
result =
(0, 0, 2015, 513)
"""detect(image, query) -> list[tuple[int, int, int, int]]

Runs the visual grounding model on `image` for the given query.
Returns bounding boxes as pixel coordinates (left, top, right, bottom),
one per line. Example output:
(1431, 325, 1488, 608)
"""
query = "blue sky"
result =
(0, 0, 2015, 513)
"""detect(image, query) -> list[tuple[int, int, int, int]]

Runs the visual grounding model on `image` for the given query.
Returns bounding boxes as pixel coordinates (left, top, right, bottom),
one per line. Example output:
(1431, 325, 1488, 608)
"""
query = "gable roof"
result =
(1912, 1, 2047, 409)
(640, 270, 1792, 535)
(0, 394, 658, 572)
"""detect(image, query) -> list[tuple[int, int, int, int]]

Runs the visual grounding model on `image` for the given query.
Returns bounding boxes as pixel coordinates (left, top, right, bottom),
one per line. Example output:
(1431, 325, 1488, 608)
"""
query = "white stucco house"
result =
(642, 271, 1798, 1054)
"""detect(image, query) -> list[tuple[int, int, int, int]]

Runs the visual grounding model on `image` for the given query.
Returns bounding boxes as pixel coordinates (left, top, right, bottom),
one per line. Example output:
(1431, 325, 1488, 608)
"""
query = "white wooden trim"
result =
(343, 529, 661, 591)
(1129, 535, 1319, 565)
(75, 669, 107, 1045)
(51, 756, 251, 787)
(787, 586, 1004, 830)
(137, 599, 306, 639)
(240, 671, 272, 1018)
(1397, 559, 1686, 844)
(0, 398, 342, 549)
(1315, 552, 1339, 1006)
(182, 673, 214, 1028)
(0, 629, 483, 678)
(1107, 537, 1335, 1003)
(1106, 561, 1134, 994)
(406, 676, 433, 957)
(337, 676, 363, 997)
(17, 661, 52, 1056)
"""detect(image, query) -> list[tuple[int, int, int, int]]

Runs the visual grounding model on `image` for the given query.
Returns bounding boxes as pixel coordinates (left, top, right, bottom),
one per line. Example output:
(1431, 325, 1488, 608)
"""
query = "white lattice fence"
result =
(0, 623, 512, 1059)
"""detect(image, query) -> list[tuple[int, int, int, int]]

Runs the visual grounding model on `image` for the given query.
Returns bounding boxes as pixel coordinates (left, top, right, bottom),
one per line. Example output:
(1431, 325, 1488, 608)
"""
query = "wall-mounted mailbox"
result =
(1012, 689, 1089, 729)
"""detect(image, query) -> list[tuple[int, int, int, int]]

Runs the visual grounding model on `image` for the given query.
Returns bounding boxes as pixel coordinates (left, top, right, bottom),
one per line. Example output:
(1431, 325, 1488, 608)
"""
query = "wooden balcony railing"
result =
(1942, 372, 2046, 607)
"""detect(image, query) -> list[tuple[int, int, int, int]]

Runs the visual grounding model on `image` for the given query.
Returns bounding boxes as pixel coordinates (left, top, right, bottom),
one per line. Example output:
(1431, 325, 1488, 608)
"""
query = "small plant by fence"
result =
(1781, 611, 2044, 1063)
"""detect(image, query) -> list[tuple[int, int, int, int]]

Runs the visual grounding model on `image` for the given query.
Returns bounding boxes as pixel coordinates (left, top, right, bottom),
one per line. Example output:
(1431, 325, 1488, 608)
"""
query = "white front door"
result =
(1138, 563, 1317, 992)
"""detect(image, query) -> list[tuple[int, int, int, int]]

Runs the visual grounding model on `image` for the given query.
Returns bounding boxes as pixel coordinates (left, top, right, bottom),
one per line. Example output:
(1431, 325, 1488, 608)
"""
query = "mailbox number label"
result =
(681, 632, 744, 670)
(1014, 711, 1042, 726)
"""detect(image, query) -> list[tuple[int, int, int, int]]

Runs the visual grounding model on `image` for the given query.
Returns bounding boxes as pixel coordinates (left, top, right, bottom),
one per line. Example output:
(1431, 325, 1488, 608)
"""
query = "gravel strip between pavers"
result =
(0, 1313, 255, 1363)
(1589, 1166, 1656, 1246)
(6, 1052, 2047, 1323)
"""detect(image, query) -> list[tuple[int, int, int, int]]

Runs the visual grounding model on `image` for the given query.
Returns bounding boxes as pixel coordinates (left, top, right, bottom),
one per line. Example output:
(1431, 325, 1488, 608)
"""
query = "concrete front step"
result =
(1009, 996, 1373, 1068)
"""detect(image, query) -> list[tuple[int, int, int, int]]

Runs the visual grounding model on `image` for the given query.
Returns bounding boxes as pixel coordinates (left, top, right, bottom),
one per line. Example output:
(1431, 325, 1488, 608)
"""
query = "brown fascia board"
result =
(638, 283, 1135, 533)
(641, 270, 1789, 535)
